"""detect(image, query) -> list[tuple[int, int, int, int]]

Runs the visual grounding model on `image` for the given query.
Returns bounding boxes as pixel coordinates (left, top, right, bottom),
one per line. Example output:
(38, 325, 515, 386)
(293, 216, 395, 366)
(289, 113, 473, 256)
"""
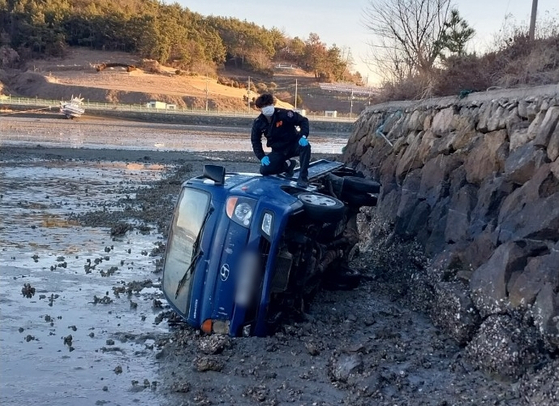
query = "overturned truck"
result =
(161, 160, 380, 337)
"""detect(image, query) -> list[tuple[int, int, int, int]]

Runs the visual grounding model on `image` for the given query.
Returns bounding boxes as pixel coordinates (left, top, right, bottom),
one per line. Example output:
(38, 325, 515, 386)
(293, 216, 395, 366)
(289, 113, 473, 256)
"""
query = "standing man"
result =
(251, 93, 311, 188)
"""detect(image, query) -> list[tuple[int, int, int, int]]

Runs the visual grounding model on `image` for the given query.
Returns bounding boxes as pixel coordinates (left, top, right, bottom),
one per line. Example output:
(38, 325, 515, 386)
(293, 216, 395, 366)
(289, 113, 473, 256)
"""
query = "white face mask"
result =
(261, 105, 275, 116)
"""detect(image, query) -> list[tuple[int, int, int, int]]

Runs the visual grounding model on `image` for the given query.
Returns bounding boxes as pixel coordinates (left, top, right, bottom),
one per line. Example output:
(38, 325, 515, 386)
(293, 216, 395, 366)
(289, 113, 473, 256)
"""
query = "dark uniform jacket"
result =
(251, 108, 309, 160)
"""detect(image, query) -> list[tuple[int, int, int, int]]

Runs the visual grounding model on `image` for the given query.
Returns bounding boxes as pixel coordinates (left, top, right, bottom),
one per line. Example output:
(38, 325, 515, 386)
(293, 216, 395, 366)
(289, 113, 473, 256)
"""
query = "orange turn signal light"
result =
(226, 197, 238, 219)
(201, 319, 212, 334)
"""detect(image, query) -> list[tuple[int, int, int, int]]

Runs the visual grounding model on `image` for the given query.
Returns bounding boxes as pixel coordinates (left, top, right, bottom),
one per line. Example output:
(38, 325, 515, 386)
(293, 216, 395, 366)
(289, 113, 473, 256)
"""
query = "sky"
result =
(179, 0, 558, 85)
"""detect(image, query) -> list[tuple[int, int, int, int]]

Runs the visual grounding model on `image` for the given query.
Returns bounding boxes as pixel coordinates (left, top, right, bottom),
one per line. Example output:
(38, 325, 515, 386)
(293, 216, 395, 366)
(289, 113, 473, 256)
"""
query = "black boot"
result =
(285, 159, 297, 177)
(296, 176, 309, 188)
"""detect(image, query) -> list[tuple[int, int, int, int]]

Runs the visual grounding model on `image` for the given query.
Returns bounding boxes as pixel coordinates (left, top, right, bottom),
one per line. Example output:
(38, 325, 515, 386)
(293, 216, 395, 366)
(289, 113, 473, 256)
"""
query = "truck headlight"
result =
(234, 202, 252, 226)
(226, 197, 255, 227)
(261, 212, 273, 237)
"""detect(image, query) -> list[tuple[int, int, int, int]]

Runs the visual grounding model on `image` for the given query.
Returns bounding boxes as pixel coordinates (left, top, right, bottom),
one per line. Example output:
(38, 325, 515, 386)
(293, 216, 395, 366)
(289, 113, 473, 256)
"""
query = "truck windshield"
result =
(163, 188, 211, 314)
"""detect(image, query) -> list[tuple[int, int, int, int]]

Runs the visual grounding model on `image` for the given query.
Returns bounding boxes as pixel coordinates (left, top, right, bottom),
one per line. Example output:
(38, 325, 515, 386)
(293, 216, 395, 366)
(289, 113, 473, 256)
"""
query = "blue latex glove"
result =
(299, 136, 309, 147)
(261, 156, 270, 166)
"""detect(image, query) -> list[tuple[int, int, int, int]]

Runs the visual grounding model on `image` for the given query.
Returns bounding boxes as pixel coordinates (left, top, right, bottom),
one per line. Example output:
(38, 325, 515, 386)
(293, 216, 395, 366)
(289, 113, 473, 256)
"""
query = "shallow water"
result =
(0, 117, 349, 154)
(0, 160, 170, 406)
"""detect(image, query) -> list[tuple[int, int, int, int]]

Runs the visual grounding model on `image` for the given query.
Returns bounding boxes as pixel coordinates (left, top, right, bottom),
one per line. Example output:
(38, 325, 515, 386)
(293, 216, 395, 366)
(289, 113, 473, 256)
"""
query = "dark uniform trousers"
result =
(260, 142, 311, 179)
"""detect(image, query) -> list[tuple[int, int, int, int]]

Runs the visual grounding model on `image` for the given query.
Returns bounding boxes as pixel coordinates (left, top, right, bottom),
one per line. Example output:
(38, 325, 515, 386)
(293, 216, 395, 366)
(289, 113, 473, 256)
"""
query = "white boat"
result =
(60, 96, 85, 119)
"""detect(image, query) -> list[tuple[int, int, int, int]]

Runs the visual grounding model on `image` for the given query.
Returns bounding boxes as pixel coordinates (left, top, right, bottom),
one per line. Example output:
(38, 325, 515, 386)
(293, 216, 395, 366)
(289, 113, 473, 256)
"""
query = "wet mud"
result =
(0, 115, 348, 154)
(1, 158, 171, 406)
(0, 119, 551, 405)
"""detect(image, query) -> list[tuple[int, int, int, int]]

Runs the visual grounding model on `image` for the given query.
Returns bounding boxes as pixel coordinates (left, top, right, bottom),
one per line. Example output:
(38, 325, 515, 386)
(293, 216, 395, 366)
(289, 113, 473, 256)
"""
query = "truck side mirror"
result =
(203, 165, 226, 186)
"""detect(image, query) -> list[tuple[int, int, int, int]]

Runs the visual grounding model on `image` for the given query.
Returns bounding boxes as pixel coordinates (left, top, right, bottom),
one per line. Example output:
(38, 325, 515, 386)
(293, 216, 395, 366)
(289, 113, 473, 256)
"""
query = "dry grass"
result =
(373, 33, 559, 103)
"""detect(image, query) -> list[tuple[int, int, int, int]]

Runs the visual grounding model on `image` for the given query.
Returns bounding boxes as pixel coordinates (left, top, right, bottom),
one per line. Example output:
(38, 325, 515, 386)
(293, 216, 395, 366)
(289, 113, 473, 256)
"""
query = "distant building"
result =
(274, 63, 296, 70)
(146, 101, 168, 109)
(325, 110, 338, 118)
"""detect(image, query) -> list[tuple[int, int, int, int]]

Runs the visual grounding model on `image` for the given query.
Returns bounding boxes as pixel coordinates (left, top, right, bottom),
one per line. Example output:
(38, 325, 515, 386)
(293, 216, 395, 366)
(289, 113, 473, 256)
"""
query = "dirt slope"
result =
(0, 48, 366, 114)
(1, 48, 296, 111)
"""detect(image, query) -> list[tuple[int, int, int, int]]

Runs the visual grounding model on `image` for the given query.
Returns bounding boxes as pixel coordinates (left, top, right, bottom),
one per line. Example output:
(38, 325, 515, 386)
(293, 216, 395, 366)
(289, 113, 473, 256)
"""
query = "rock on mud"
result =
(193, 356, 224, 372)
(21, 283, 36, 298)
(464, 314, 542, 379)
(197, 335, 231, 355)
(329, 354, 364, 382)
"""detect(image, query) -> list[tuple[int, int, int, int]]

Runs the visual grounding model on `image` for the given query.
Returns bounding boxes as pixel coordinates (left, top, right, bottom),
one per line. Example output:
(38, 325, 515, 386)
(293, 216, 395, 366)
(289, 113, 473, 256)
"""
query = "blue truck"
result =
(162, 159, 380, 336)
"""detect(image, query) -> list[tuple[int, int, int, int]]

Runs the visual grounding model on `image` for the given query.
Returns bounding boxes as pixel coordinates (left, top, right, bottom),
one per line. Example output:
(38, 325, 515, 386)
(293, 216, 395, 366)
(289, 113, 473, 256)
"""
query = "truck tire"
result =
(344, 193, 378, 207)
(322, 263, 362, 291)
(340, 176, 380, 207)
(297, 192, 345, 222)
(342, 176, 381, 194)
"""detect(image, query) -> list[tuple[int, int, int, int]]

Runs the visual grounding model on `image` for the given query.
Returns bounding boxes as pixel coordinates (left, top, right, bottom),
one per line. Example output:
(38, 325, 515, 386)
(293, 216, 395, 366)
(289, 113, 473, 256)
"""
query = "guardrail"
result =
(0, 96, 357, 122)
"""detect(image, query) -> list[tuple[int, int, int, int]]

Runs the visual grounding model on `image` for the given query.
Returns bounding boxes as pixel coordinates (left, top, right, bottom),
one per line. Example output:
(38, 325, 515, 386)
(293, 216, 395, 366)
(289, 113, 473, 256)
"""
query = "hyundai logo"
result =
(220, 264, 230, 281)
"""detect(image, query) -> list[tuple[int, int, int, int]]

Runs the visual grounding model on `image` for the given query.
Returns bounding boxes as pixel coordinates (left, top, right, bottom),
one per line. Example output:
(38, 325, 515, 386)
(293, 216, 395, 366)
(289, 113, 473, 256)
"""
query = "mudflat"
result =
(0, 114, 348, 156)
(0, 117, 549, 406)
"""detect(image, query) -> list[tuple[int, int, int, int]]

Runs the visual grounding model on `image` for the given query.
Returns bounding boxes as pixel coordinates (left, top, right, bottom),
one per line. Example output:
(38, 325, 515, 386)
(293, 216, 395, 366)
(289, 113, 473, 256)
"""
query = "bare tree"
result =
(363, 0, 452, 81)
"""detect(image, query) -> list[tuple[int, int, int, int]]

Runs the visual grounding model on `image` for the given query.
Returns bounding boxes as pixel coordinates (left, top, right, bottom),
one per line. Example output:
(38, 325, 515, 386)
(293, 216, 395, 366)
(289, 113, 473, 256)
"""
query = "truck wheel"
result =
(298, 192, 345, 222)
(340, 176, 380, 207)
(322, 263, 362, 291)
(345, 193, 378, 207)
(342, 176, 381, 194)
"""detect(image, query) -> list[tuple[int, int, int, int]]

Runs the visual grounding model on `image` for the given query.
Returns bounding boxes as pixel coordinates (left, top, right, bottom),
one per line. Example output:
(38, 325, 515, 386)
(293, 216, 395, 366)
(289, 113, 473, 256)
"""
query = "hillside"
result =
(0, 48, 370, 115)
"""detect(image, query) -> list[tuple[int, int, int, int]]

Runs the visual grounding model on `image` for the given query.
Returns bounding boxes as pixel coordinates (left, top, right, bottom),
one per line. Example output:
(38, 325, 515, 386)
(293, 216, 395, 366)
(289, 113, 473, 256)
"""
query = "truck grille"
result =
(258, 237, 271, 260)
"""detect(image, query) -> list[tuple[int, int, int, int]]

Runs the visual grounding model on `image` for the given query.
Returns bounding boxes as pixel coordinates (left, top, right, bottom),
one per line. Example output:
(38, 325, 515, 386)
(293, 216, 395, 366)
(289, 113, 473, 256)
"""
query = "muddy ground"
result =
(0, 125, 554, 405)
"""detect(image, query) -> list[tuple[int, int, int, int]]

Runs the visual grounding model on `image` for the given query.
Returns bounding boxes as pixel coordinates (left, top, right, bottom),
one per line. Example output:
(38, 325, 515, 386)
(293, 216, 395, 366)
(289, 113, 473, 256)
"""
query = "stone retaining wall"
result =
(344, 84, 559, 378)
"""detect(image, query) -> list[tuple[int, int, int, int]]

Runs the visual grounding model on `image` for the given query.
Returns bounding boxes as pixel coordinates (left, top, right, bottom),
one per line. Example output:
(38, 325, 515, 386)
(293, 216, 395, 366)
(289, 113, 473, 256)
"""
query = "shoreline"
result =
(0, 115, 349, 156)
(0, 145, 342, 171)
(0, 106, 355, 133)
(0, 144, 258, 165)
